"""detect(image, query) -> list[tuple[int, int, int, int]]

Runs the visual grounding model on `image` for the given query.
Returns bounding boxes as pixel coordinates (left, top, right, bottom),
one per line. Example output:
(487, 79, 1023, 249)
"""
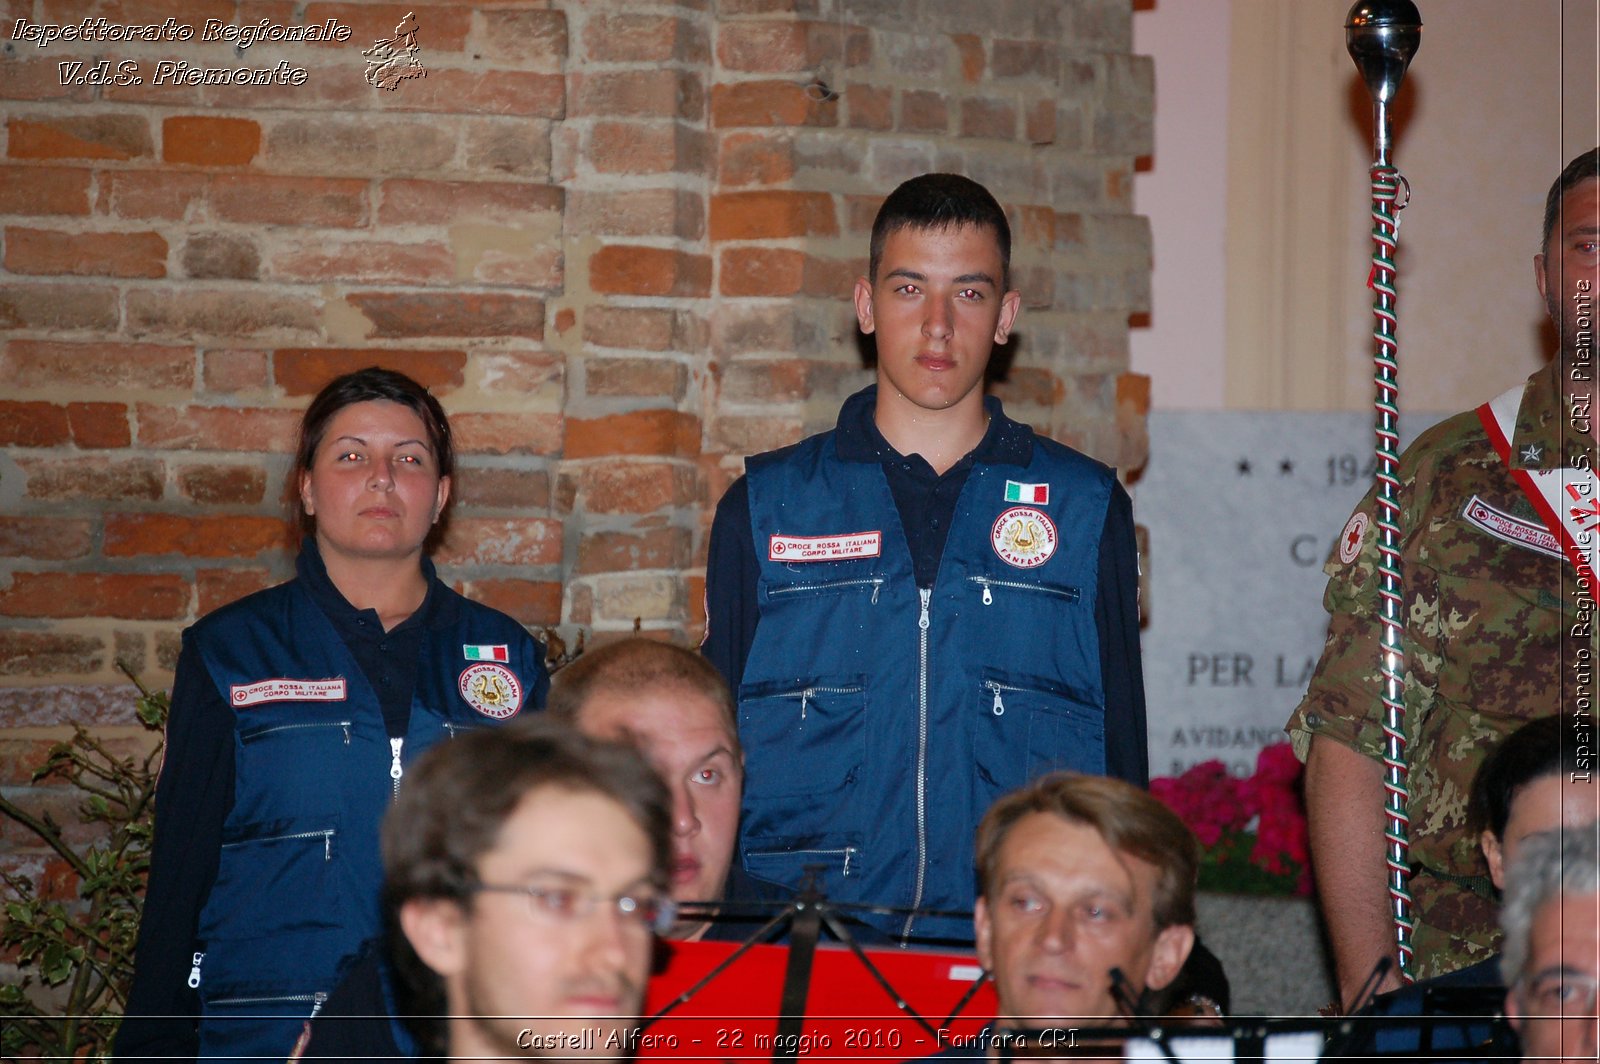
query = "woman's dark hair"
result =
(290, 366, 455, 538)
(1470, 714, 1585, 841)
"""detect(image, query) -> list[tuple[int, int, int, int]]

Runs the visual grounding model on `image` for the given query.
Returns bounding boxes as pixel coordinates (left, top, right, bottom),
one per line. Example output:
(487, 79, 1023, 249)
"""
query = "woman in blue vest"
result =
(114, 367, 549, 1062)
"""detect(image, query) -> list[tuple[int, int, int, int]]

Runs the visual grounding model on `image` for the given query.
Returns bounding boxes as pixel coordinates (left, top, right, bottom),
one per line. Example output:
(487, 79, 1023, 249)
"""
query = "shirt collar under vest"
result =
(833, 384, 1034, 467)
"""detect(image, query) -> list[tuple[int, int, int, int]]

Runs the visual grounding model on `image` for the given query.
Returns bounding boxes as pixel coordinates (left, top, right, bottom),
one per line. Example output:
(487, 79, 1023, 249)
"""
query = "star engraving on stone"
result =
(1279, 458, 1294, 475)
(1237, 458, 1252, 476)
(1520, 444, 1543, 465)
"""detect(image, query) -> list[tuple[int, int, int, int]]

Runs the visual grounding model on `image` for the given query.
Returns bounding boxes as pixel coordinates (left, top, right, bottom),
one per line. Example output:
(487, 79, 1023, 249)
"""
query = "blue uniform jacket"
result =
(740, 401, 1120, 943)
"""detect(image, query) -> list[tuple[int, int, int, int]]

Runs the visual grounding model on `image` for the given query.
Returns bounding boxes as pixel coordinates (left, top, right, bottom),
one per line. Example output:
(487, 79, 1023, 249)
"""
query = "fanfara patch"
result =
(769, 531, 882, 562)
(458, 663, 523, 719)
(991, 506, 1057, 569)
(1337, 511, 1370, 565)
(231, 678, 347, 708)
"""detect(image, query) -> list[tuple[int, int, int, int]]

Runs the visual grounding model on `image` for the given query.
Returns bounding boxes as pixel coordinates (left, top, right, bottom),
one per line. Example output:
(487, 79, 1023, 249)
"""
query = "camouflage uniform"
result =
(1287, 360, 1593, 980)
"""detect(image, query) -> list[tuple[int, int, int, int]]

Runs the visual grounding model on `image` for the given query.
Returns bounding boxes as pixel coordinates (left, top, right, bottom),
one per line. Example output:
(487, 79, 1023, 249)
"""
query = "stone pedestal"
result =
(1196, 892, 1336, 1016)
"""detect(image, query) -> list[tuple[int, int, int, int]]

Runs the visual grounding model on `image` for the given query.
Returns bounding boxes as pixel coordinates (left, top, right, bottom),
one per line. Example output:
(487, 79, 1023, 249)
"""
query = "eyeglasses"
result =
(1523, 972, 1600, 1018)
(472, 880, 677, 936)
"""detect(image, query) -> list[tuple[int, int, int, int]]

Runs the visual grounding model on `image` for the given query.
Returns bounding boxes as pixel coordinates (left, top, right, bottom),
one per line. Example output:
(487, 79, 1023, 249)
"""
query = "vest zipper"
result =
(220, 828, 335, 859)
(776, 846, 857, 876)
(240, 720, 353, 744)
(187, 951, 205, 989)
(969, 575, 1080, 605)
(902, 587, 932, 943)
(794, 684, 864, 720)
(769, 576, 884, 603)
(389, 737, 404, 801)
(208, 990, 329, 1009)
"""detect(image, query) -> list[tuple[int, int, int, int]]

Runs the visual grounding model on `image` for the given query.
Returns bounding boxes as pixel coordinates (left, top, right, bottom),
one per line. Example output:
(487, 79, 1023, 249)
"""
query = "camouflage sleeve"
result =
(1285, 484, 1392, 765)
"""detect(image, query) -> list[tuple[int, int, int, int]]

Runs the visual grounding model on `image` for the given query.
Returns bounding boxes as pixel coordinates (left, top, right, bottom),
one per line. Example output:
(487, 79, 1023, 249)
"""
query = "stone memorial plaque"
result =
(1136, 410, 1444, 778)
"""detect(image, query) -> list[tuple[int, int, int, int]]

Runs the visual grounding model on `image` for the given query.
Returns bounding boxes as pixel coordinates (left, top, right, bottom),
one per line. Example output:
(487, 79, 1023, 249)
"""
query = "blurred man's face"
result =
(1508, 892, 1599, 1064)
(974, 813, 1192, 1028)
(578, 687, 742, 927)
(402, 787, 660, 1059)
(1536, 177, 1599, 361)
(1482, 776, 1600, 890)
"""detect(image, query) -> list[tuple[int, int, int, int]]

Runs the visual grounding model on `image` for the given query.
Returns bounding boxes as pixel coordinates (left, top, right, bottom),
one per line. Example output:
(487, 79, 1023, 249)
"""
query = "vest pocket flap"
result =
(975, 669, 1106, 794)
(206, 816, 345, 942)
(743, 836, 863, 897)
(738, 675, 866, 799)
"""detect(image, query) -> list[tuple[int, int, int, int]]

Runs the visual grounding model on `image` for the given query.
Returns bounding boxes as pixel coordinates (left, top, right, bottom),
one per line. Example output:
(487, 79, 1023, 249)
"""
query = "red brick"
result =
(7, 114, 152, 160)
(211, 174, 369, 227)
(719, 247, 805, 297)
(0, 738, 73, 786)
(272, 350, 467, 397)
(476, 352, 563, 394)
(953, 34, 986, 82)
(197, 568, 276, 614)
(1, 56, 96, 102)
(589, 122, 706, 175)
(344, 292, 544, 341)
(125, 288, 318, 340)
(136, 404, 300, 451)
(68, 402, 132, 448)
(176, 464, 269, 505)
(721, 359, 812, 403)
(433, 517, 562, 567)
(373, 70, 565, 120)
(991, 367, 1063, 409)
(710, 190, 838, 241)
(377, 180, 562, 226)
(0, 629, 106, 674)
(991, 40, 1057, 79)
(0, 165, 92, 215)
(451, 467, 551, 511)
(18, 456, 163, 501)
(0, 573, 190, 620)
(100, 171, 209, 221)
(182, 232, 260, 280)
(576, 461, 698, 514)
(582, 14, 706, 63)
(589, 246, 711, 297)
(0, 401, 70, 446)
(267, 238, 456, 285)
(303, 3, 471, 50)
(0, 518, 93, 560)
(717, 21, 811, 72)
(263, 116, 452, 176)
(1025, 99, 1056, 145)
(572, 70, 701, 120)
(104, 513, 290, 559)
(583, 308, 674, 352)
(202, 350, 269, 393)
(585, 358, 689, 400)
(458, 578, 561, 626)
(802, 254, 857, 298)
(577, 527, 692, 575)
(711, 81, 836, 128)
(710, 414, 804, 454)
(900, 90, 949, 132)
(0, 283, 119, 330)
(1, 341, 195, 390)
(459, 117, 552, 179)
(568, 189, 704, 240)
(452, 413, 563, 457)
(162, 116, 261, 166)
(960, 97, 1017, 139)
(716, 133, 797, 187)
(566, 411, 701, 460)
(4, 226, 166, 278)
(846, 83, 893, 131)
(474, 9, 568, 65)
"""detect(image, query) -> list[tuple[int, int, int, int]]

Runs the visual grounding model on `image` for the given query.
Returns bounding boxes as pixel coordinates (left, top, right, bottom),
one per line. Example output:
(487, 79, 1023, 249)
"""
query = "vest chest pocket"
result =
(974, 669, 1105, 802)
(738, 675, 866, 855)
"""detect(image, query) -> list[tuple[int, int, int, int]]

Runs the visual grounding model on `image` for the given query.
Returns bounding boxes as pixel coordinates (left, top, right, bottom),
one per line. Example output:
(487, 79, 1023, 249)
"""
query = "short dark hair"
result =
(290, 366, 455, 539)
(1470, 714, 1588, 841)
(381, 718, 671, 1056)
(1541, 147, 1600, 254)
(868, 173, 1012, 288)
(547, 637, 740, 759)
(975, 772, 1198, 931)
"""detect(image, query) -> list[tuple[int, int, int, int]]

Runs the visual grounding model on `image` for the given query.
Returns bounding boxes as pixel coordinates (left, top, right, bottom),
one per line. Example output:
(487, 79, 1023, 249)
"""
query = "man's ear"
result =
(1505, 985, 1524, 1033)
(974, 895, 994, 972)
(1482, 829, 1506, 892)
(400, 897, 468, 980)
(433, 475, 451, 525)
(1143, 923, 1196, 992)
(1534, 251, 1549, 306)
(853, 277, 877, 335)
(994, 289, 1022, 345)
(300, 470, 315, 517)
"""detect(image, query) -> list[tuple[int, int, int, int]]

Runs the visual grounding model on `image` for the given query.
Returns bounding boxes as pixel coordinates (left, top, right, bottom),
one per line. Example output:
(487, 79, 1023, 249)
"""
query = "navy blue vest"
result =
(187, 578, 543, 1058)
(741, 426, 1113, 942)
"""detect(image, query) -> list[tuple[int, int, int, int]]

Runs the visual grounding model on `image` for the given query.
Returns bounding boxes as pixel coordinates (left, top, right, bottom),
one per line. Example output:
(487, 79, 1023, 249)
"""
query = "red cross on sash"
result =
(1477, 382, 1599, 590)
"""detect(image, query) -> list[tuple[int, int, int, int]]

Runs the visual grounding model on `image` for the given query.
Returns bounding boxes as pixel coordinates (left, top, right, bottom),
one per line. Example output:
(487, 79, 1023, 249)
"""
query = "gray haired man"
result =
(1501, 827, 1599, 1064)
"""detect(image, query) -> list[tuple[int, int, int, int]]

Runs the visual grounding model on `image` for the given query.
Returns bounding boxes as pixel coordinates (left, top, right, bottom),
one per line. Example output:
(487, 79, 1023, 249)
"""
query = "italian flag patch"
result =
(462, 644, 509, 662)
(1004, 481, 1049, 505)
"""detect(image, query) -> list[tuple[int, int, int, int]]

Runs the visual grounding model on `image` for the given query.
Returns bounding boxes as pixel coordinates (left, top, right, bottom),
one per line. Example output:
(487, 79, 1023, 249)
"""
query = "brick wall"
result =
(0, 0, 1151, 923)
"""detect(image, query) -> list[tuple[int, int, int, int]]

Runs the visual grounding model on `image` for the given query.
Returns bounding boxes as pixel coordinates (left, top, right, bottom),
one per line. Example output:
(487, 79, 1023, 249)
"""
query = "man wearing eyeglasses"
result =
(1501, 826, 1599, 1064)
(381, 717, 673, 1061)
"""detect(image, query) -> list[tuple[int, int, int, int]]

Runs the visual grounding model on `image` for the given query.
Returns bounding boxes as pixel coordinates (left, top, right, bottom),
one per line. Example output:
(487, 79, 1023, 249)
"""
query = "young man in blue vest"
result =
(704, 173, 1148, 944)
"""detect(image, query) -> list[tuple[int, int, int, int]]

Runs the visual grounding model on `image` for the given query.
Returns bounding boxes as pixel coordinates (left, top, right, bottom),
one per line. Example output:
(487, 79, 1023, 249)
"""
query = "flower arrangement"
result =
(1150, 742, 1313, 897)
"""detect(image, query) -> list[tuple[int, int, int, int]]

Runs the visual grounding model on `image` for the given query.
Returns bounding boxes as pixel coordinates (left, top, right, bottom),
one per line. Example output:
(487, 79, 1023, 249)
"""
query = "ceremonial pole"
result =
(1345, 0, 1422, 981)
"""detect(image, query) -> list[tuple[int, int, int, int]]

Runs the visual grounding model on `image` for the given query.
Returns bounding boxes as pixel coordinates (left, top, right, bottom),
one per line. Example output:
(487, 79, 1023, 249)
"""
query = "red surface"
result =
(636, 938, 998, 1060)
